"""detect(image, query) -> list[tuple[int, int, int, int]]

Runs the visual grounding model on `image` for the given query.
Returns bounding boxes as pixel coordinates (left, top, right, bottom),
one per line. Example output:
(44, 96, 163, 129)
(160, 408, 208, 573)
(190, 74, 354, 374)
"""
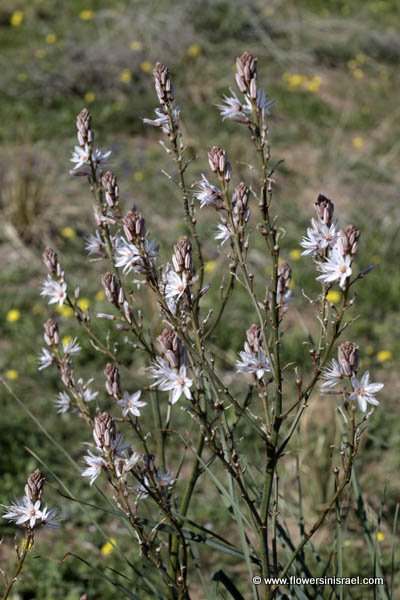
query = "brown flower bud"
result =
(153, 62, 174, 105)
(235, 51, 257, 97)
(157, 328, 186, 369)
(101, 171, 119, 208)
(25, 469, 45, 503)
(123, 210, 146, 245)
(60, 358, 75, 387)
(76, 108, 94, 147)
(232, 182, 250, 224)
(43, 247, 62, 278)
(277, 262, 292, 305)
(208, 146, 231, 181)
(93, 412, 115, 450)
(104, 363, 121, 398)
(339, 225, 360, 257)
(172, 237, 193, 276)
(245, 324, 263, 354)
(338, 341, 359, 376)
(314, 194, 335, 226)
(43, 318, 59, 347)
(101, 272, 122, 307)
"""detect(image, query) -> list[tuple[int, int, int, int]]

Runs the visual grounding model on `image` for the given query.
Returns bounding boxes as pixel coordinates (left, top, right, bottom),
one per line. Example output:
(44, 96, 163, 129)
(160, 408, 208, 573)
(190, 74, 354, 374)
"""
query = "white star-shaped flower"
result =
(350, 371, 384, 412)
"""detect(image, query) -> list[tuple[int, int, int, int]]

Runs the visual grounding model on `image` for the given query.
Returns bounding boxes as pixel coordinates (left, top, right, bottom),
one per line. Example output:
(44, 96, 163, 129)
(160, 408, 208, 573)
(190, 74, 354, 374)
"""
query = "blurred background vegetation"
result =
(0, 0, 399, 598)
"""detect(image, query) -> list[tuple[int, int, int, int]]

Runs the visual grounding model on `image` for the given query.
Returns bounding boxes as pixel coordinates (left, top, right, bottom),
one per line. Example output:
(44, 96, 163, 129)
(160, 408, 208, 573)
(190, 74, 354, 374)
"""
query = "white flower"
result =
(165, 270, 187, 302)
(92, 147, 112, 167)
(215, 222, 231, 245)
(76, 378, 98, 403)
(41, 276, 67, 307)
(39, 505, 59, 529)
(85, 231, 106, 255)
(55, 391, 71, 414)
(316, 244, 352, 289)
(350, 371, 384, 412)
(115, 239, 141, 274)
(236, 349, 271, 380)
(250, 87, 276, 116)
(82, 451, 106, 485)
(63, 337, 81, 356)
(149, 357, 173, 387)
(217, 90, 250, 123)
(193, 175, 223, 209)
(38, 347, 53, 371)
(143, 106, 180, 134)
(70, 145, 111, 176)
(3, 496, 42, 528)
(113, 452, 141, 479)
(158, 365, 193, 405)
(320, 359, 344, 391)
(136, 477, 150, 500)
(70, 144, 90, 170)
(117, 391, 147, 417)
(301, 219, 339, 256)
(157, 471, 175, 487)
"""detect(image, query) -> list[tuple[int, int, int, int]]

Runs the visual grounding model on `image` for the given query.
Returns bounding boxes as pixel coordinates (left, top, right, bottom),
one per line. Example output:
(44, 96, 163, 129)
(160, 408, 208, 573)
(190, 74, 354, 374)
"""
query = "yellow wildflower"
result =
(10, 11, 24, 27)
(204, 260, 217, 275)
(376, 350, 392, 363)
(326, 290, 341, 304)
(352, 136, 364, 150)
(6, 309, 21, 323)
(78, 298, 90, 311)
(187, 44, 201, 58)
(57, 305, 74, 318)
(289, 249, 301, 261)
(119, 69, 132, 84)
(79, 10, 94, 21)
(101, 537, 116, 556)
(376, 531, 385, 542)
(133, 170, 144, 182)
(130, 40, 143, 51)
(305, 76, 322, 93)
(60, 226, 76, 239)
(45, 33, 57, 44)
(140, 61, 153, 74)
(6, 370, 19, 381)
(84, 91, 96, 103)
(62, 335, 73, 347)
(353, 68, 364, 80)
(95, 290, 105, 301)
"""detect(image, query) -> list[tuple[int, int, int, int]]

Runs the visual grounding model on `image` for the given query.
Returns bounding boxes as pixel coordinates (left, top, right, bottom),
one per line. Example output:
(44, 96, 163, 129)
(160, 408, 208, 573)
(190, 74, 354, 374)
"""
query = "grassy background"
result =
(0, 0, 399, 598)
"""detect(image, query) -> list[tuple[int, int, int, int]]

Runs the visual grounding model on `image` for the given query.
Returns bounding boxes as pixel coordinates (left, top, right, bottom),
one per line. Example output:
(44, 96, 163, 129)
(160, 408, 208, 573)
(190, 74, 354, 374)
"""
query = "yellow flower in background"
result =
(140, 61, 153, 74)
(45, 33, 57, 44)
(133, 170, 144, 182)
(57, 305, 74, 318)
(6, 309, 21, 323)
(62, 335, 73, 347)
(304, 76, 322, 93)
(78, 298, 90, 311)
(95, 290, 105, 301)
(282, 73, 321, 93)
(326, 290, 341, 304)
(187, 44, 201, 58)
(80, 9, 94, 21)
(376, 531, 385, 542)
(289, 249, 301, 261)
(204, 260, 217, 275)
(84, 91, 96, 103)
(35, 48, 46, 59)
(101, 537, 116, 556)
(119, 69, 132, 84)
(130, 40, 143, 52)
(377, 350, 392, 362)
(10, 11, 24, 27)
(6, 370, 19, 381)
(60, 226, 76, 239)
(352, 136, 364, 150)
(353, 68, 364, 80)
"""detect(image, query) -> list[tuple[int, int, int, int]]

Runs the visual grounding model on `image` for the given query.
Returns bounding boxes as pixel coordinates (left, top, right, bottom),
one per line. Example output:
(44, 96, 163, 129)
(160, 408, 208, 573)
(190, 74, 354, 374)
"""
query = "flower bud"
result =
(235, 51, 257, 95)
(208, 146, 231, 181)
(93, 412, 115, 450)
(153, 62, 174, 105)
(101, 171, 119, 208)
(244, 324, 263, 354)
(314, 194, 334, 226)
(339, 225, 360, 257)
(157, 328, 186, 369)
(43, 318, 59, 347)
(43, 247, 62, 278)
(123, 210, 146, 245)
(101, 272, 122, 307)
(338, 341, 359, 376)
(76, 108, 94, 147)
(172, 237, 193, 276)
(25, 469, 45, 503)
(104, 363, 121, 398)
(232, 182, 250, 225)
(277, 262, 292, 305)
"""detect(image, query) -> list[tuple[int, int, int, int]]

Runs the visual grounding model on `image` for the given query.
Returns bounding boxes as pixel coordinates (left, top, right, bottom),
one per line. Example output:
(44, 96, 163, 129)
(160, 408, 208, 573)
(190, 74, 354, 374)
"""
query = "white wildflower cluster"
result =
(70, 144, 112, 176)
(143, 106, 180, 135)
(2, 469, 58, 529)
(301, 194, 360, 290)
(236, 324, 271, 380)
(149, 357, 192, 405)
(114, 236, 159, 275)
(321, 341, 384, 412)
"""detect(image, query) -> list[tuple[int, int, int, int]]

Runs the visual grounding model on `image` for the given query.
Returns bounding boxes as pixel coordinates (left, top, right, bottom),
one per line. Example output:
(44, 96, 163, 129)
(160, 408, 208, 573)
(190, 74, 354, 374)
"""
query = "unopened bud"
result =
(338, 341, 359, 376)
(153, 62, 174, 105)
(93, 412, 115, 450)
(314, 194, 335, 225)
(25, 469, 45, 503)
(123, 210, 146, 244)
(208, 146, 231, 180)
(101, 171, 119, 208)
(43, 247, 62, 278)
(76, 108, 94, 147)
(43, 318, 59, 347)
(101, 272, 121, 307)
(172, 237, 193, 276)
(339, 225, 360, 257)
(104, 363, 121, 398)
(157, 328, 186, 369)
(235, 51, 257, 96)
(245, 324, 263, 354)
